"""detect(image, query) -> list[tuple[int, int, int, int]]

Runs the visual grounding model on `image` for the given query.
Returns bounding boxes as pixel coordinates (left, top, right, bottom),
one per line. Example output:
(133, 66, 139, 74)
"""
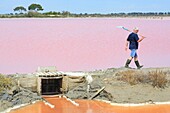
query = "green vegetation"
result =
(1, 11, 170, 18)
(0, 3, 170, 18)
(116, 70, 168, 88)
(0, 74, 13, 92)
(13, 6, 27, 14)
(28, 3, 43, 12)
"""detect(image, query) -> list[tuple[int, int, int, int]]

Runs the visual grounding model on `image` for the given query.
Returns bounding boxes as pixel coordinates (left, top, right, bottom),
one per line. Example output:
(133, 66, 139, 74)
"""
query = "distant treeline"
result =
(1, 11, 170, 18)
(44, 11, 170, 17)
(0, 3, 170, 18)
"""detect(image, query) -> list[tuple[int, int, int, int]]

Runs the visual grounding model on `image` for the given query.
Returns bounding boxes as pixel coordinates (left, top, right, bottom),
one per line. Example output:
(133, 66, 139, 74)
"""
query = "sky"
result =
(0, 0, 170, 14)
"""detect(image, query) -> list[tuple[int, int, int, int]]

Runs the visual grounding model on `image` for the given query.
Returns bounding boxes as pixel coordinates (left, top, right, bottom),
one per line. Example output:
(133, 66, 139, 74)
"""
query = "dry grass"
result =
(116, 70, 143, 85)
(117, 70, 168, 88)
(0, 74, 13, 92)
(148, 70, 167, 88)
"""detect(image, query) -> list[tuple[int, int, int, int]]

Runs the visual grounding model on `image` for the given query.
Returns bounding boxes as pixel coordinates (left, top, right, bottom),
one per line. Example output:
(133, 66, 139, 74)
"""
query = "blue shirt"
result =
(127, 33, 139, 49)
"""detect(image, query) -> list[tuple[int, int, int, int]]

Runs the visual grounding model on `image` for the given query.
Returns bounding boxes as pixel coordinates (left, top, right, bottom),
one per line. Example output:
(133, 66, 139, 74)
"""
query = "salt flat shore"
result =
(0, 67, 170, 112)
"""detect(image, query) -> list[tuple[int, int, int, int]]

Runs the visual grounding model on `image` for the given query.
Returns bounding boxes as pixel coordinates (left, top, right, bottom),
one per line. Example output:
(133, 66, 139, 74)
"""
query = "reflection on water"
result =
(10, 97, 170, 113)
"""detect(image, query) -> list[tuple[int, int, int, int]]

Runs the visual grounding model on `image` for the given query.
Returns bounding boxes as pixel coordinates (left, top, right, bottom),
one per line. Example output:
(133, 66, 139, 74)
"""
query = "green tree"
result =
(28, 3, 43, 12)
(62, 11, 71, 17)
(13, 6, 27, 14)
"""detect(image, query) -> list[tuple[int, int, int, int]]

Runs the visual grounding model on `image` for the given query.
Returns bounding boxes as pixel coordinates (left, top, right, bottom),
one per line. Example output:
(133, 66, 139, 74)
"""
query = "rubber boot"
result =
(125, 59, 131, 68)
(135, 60, 143, 69)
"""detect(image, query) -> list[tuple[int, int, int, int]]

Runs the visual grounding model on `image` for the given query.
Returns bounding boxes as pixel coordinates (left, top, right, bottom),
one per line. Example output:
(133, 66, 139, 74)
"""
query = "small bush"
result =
(26, 11, 42, 17)
(116, 70, 143, 85)
(148, 70, 167, 88)
(117, 70, 168, 88)
(0, 74, 13, 92)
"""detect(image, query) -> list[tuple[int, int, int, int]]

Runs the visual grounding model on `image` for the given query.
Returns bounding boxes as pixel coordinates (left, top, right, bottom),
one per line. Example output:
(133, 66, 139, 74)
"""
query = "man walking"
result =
(125, 27, 145, 69)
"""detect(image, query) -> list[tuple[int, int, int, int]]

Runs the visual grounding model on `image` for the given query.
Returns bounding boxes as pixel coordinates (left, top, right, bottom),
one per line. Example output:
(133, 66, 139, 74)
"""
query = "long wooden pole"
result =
(89, 86, 105, 100)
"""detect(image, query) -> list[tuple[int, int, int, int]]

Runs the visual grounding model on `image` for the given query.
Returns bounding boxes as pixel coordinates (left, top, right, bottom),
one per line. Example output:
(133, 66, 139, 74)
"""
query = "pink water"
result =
(0, 18, 170, 74)
(10, 97, 170, 113)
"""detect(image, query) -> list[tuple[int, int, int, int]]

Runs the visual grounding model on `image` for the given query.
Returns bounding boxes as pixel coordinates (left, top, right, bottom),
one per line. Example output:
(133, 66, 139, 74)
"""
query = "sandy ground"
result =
(1, 67, 170, 112)
(66, 67, 170, 104)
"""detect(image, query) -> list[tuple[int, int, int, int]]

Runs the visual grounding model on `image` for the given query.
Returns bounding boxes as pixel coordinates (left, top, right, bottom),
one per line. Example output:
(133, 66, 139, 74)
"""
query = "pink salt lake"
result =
(0, 18, 170, 74)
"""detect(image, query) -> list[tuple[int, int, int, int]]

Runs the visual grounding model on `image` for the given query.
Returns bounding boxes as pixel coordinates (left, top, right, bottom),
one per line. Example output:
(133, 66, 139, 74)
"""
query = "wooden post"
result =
(89, 86, 105, 100)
